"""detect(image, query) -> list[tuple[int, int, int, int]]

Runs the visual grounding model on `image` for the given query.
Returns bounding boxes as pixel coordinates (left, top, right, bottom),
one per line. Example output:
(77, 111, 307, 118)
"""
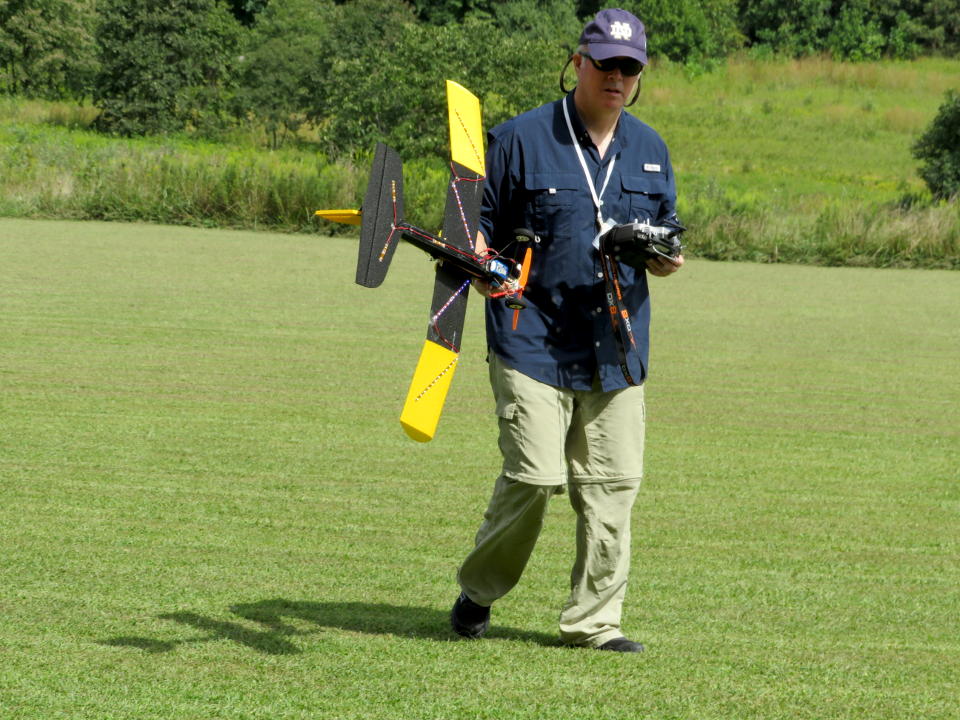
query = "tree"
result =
(918, 0, 960, 54)
(736, 0, 960, 59)
(303, 3, 564, 158)
(303, 0, 419, 156)
(490, 0, 581, 50)
(0, 0, 98, 98)
(225, 0, 269, 26)
(408, 0, 495, 24)
(623, 0, 743, 61)
(93, 0, 242, 136)
(825, 1, 885, 60)
(737, 0, 833, 56)
(913, 91, 960, 200)
(235, 0, 336, 147)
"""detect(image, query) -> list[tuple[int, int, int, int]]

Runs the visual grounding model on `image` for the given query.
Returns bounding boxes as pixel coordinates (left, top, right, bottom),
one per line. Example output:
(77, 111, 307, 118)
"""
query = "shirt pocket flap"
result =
(525, 172, 580, 192)
(621, 175, 670, 196)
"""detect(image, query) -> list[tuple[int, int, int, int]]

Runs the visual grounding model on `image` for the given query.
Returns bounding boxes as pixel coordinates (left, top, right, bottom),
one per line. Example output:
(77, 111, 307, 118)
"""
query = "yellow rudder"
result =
(400, 339, 460, 442)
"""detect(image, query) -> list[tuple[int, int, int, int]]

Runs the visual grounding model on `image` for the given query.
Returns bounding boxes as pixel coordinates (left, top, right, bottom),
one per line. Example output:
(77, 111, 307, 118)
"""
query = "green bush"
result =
(826, 3, 885, 61)
(736, 0, 955, 60)
(913, 90, 960, 200)
(623, 0, 744, 61)
(738, 0, 832, 57)
(93, 0, 242, 136)
(489, 0, 581, 49)
(234, 0, 335, 148)
(302, 0, 418, 157)
(0, 0, 99, 98)
(307, 8, 560, 159)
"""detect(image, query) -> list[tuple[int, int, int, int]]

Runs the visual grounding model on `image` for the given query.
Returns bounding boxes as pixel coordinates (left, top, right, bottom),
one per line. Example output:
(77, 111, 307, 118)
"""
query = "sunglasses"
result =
(581, 52, 643, 77)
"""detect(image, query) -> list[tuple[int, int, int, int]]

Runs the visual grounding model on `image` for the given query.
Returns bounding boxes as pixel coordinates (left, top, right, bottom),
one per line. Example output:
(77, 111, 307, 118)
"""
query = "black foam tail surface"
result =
(356, 143, 403, 288)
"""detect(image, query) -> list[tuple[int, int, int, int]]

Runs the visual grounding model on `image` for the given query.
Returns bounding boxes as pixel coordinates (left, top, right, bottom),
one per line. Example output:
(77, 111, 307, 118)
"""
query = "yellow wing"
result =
(446, 80, 485, 176)
(400, 340, 460, 443)
(399, 81, 484, 442)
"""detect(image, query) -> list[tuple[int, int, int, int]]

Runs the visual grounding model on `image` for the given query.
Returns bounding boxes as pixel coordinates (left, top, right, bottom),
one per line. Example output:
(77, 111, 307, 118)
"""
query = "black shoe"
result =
(450, 592, 490, 638)
(597, 637, 645, 653)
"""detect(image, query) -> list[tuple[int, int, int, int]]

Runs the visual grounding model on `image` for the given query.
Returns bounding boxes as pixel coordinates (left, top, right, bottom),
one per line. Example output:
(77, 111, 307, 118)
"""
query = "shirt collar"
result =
(564, 92, 592, 148)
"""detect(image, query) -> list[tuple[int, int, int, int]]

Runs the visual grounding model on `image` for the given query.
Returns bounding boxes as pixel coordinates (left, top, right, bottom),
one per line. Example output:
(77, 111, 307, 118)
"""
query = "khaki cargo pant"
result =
(457, 354, 645, 648)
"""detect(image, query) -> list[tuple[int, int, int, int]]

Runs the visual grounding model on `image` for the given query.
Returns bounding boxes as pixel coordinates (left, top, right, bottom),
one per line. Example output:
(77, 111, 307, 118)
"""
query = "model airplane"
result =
(316, 81, 532, 443)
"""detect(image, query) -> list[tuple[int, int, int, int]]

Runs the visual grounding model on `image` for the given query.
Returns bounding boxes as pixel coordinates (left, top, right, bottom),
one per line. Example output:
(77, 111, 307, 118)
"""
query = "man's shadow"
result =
(101, 599, 557, 655)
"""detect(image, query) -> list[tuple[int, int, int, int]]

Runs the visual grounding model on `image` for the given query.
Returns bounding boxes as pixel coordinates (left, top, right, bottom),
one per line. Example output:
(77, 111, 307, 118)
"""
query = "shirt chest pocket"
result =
(524, 172, 580, 242)
(621, 175, 670, 223)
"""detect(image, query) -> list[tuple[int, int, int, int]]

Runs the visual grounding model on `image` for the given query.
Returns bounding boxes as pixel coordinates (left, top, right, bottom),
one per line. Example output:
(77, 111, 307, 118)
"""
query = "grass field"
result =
(1, 218, 958, 719)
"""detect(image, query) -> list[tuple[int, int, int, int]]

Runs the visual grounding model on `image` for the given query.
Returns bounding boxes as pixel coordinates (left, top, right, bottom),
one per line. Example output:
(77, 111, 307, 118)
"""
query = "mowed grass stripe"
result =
(1, 218, 958, 720)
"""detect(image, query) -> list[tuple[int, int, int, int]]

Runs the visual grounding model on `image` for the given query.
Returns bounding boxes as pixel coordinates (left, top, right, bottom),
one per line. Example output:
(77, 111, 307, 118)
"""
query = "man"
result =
(450, 8, 683, 652)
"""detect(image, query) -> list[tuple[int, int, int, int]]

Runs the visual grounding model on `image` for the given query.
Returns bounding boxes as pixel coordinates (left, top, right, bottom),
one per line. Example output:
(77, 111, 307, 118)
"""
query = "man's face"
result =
(574, 53, 641, 113)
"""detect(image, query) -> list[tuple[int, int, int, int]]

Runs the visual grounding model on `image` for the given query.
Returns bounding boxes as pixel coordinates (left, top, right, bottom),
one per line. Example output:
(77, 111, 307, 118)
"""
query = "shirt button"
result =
(596, 272, 603, 279)
(595, 341, 601, 348)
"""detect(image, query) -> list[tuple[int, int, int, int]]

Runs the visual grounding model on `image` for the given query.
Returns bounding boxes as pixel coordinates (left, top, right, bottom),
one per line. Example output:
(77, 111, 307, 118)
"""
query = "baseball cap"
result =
(579, 8, 647, 65)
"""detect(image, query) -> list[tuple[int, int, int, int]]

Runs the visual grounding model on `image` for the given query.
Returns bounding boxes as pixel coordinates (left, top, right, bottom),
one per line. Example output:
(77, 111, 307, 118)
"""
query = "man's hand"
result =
(471, 231, 495, 297)
(471, 277, 496, 298)
(645, 253, 684, 277)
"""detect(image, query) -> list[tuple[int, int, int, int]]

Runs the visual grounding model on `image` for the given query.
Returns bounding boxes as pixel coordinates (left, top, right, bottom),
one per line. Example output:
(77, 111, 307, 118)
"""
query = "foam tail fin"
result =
(356, 142, 404, 289)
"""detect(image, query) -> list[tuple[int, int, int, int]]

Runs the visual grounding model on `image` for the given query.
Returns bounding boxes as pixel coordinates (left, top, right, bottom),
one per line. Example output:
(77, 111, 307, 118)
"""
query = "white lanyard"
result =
(563, 94, 616, 230)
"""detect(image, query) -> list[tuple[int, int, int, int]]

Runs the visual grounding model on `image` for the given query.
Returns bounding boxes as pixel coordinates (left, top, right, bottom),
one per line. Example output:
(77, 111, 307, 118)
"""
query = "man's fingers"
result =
(646, 254, 684, 276)
(471, 277, 494, 297)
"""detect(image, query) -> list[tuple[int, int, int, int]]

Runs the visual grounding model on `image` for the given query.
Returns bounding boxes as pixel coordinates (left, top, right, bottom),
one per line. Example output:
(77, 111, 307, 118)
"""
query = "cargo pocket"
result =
(495, 397, 517, 421)
(494, 398, 524, 477)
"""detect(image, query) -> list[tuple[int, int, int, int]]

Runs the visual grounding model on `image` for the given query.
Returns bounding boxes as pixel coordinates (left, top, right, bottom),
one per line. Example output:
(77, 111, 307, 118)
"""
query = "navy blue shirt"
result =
(480, 92, 677, 391)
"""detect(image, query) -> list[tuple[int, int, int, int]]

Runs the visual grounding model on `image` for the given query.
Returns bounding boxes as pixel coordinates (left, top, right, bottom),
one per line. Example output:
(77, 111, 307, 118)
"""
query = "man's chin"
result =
(602, 93, 624, 109)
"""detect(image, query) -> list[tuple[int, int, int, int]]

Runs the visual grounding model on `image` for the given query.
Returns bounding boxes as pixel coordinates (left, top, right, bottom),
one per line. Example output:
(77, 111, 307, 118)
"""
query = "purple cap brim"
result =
(587, 42, 647, 65)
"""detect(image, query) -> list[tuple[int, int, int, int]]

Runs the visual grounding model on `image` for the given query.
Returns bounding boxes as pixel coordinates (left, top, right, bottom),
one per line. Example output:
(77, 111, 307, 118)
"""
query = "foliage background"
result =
(0, 0, 958, 266)
(93, 0, 241, 136)
(913, 89, 960, 199)
(2, 55, 957, 268)
(2, 0, 959, 148)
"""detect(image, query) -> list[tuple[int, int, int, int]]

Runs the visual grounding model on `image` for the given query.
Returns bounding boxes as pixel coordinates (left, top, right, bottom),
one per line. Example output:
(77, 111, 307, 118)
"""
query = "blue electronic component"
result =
(485, 258, 510, 283)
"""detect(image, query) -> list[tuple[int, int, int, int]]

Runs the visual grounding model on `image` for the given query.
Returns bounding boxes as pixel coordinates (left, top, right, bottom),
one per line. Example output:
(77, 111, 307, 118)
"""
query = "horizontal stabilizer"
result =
(400, 339, 459, 442)
(315, 209, 362, 225)
(357, 143, 404, 288)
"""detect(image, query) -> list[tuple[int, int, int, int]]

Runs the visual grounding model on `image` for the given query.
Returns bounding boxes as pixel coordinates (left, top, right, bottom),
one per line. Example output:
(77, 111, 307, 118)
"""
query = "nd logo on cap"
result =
(609, 21, 633, 41)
